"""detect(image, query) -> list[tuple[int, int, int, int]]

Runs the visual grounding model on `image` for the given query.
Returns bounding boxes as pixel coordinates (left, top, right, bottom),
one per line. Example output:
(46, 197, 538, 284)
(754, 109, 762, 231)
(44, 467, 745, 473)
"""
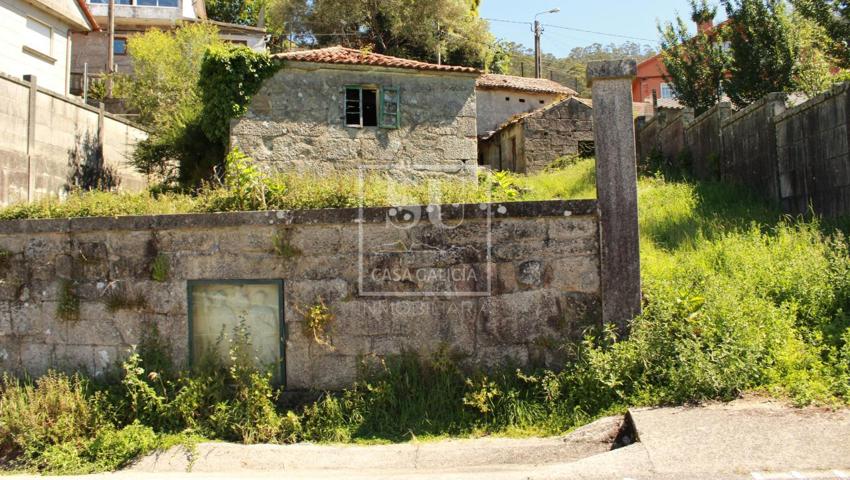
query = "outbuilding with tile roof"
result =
(475, 73, 577, 137)
(479, 96, 594, 173)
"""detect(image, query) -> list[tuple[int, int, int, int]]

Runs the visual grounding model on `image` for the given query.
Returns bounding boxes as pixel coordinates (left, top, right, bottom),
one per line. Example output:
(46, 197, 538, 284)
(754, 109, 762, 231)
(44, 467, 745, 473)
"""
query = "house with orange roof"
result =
(231, 46, 481, 177)
(633, 18, 729, 106)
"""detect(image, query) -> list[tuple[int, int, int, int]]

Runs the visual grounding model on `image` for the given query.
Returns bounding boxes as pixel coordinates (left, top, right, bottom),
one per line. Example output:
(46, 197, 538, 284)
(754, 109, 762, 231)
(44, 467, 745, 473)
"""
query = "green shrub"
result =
(83, 422, 158, 472)
(3, 162, 850, 468)
(543, 154, 583, 172)
(120, 319, 282, 443)
(0, 154, 600, 220)
(0, 372, 103, 468)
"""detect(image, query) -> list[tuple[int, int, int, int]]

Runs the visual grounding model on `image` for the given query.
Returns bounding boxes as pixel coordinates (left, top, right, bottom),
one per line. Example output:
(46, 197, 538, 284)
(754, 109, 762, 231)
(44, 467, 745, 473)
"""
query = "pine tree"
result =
(659, 0, 729, 115)
(721, 0, 798, 108)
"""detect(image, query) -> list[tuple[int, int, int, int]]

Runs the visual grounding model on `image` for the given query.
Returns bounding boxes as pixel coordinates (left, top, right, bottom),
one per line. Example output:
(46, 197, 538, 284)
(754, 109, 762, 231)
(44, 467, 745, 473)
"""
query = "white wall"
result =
(0, 0, 73, 94)
(476, 89, 560, 136)
(221, 32, 266, 52)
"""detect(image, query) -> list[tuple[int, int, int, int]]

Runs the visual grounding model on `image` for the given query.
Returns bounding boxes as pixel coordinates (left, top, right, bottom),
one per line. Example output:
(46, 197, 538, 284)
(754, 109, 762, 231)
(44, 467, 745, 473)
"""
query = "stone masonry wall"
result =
(522, 97, 594, 173)
(476, 89, 561, 136)
(0, 200, 601, 390)
(231, 62, 479, 177)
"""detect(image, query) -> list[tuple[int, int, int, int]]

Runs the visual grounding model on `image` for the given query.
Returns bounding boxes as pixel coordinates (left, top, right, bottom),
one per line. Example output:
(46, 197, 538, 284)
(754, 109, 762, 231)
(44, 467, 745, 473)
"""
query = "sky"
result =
(480, 0, 727, 57)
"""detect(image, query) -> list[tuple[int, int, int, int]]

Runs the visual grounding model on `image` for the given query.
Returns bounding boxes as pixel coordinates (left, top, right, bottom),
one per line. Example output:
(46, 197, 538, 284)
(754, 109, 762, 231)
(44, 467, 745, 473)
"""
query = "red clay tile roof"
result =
(476, 74, 577, 95)
(273, 46, 480, 74)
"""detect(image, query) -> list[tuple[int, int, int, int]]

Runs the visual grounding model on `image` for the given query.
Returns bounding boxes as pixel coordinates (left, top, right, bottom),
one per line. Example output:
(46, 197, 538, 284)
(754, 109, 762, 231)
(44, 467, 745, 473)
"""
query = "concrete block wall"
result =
(0, 200, 602, 390)
(658, 108, 694, 165)
(775, 83, 850, 216)
(634, 107, 694, 168)
(635, 84, 850, 217)
(720, 93, 786, 201)
(684, 102, 731, 180)
(0, 72, 148, 206)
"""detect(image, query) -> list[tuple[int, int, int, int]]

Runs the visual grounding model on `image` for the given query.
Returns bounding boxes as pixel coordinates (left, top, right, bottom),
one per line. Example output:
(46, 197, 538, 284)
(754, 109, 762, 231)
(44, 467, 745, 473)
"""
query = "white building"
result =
(0, 0, 97, 94)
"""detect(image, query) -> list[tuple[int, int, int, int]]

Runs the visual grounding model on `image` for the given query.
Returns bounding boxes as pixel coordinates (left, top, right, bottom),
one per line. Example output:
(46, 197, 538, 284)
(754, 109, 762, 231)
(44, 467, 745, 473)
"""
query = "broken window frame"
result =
(345, 85, 400, 129)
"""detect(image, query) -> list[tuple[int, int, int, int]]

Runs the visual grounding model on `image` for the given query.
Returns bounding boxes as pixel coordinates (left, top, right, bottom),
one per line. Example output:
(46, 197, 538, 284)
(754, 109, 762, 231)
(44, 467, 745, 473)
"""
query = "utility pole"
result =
(533, 8, 560, 79)
(534, 20, 542, 79)
(106, 0, 114, 98)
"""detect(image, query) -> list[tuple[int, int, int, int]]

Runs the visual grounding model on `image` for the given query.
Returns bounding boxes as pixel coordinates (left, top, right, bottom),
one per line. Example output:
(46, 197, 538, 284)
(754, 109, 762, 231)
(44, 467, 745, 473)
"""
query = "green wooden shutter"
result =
(379, 87, 400, 129)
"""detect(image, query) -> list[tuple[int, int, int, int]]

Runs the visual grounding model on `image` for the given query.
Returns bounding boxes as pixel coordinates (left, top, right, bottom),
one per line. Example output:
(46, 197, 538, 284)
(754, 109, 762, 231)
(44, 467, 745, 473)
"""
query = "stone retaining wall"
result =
(0, 200, 601, 390)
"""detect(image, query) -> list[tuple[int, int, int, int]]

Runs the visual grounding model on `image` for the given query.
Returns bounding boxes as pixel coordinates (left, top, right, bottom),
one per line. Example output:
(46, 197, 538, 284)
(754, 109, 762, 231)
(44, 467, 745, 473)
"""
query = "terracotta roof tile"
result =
(476, 74, 577, 95)
(273, 46, 480, 74)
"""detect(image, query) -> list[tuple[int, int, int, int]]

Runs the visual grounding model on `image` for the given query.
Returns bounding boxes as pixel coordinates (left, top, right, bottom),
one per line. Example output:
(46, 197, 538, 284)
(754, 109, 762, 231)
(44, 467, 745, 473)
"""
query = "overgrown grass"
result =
(0, 153, 598, 221)
(1, 158, 849, 474)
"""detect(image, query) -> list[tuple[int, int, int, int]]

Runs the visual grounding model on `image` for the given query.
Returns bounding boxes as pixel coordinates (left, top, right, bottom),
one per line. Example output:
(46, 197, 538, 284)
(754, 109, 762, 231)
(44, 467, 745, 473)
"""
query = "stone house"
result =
(476, 73, 576, 137)
(479, 97, 594, 173)
(0, 0, 98, 95)
(231, 46, 481, 177)
(69, 0, 266, 94)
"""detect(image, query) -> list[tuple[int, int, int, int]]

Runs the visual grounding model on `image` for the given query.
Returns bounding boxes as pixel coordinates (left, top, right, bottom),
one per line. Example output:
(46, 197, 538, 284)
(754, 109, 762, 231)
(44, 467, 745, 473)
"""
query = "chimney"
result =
(697, 19, 713, 34)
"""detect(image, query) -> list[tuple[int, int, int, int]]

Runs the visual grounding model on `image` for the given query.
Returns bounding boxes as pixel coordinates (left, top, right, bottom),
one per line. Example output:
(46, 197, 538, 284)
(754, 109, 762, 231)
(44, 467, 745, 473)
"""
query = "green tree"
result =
(265, 0, 309, 52)
(659, 0, 730, 114)
(304, 0, 495, 68)
(721, 0, 797, 107)
(501, 41, 657, 97)
(206, 0, 266, 26)
(791, 12, 844, 95)
(118, 23, 221, 128)
(791, 0, 850, 66)
(118, 24, 227, 185)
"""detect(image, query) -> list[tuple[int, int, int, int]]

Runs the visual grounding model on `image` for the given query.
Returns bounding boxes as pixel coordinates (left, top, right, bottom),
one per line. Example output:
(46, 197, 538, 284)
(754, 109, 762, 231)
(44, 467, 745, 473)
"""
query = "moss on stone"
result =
(150, 254, 170, 283)
(57, 280, 80, 322)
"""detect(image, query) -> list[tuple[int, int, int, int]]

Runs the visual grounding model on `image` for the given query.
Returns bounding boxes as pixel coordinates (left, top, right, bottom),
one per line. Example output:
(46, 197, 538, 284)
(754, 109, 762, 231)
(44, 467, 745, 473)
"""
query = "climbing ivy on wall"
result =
(198, 44, 279, 146)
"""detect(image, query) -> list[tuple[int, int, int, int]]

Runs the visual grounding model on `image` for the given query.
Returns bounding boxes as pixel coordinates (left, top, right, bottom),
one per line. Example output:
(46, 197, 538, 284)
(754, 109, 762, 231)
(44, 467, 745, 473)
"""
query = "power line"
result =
(483, 17, 532, 26)
(484, 17, 658, 43)
(542, 23, 658, 43)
